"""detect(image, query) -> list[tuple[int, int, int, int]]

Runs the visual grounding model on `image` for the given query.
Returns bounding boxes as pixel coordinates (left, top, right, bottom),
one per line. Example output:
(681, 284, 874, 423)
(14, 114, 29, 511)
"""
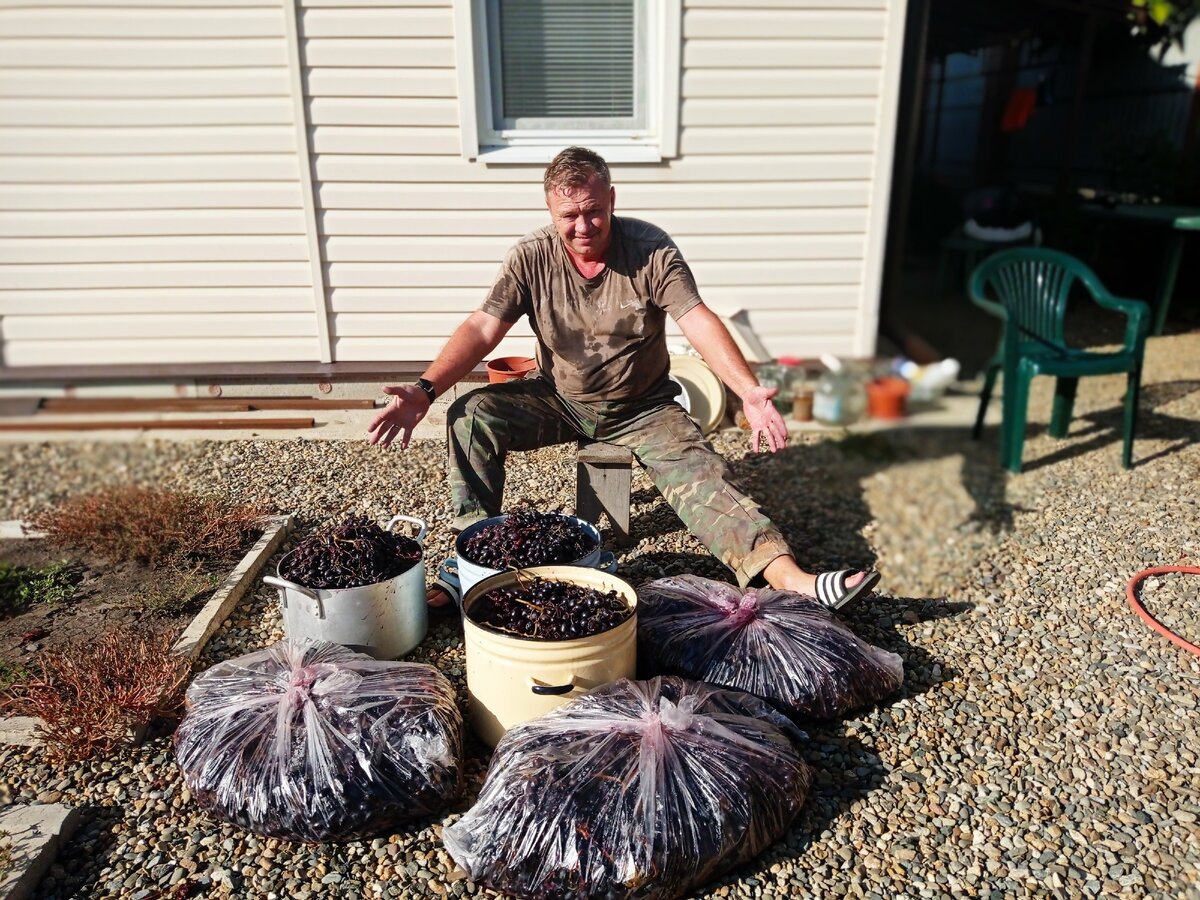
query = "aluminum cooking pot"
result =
(263, 515, 428, 660)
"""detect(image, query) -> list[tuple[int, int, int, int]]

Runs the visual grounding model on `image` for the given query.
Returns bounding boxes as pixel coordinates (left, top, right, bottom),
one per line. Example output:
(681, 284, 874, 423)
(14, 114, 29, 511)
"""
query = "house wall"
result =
(0, 0, 325, 368)
(0, 0, 908, 370)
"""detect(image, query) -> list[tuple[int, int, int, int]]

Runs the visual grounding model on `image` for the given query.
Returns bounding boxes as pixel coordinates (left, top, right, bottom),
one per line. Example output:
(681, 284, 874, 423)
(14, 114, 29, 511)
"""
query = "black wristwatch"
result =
(414, 378, 437, 404)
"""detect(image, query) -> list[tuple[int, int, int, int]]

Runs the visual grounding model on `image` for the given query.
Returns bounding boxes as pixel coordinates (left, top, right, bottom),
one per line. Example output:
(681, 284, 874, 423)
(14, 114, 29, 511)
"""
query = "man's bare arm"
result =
(367, 311, 514, 449)
(675, 303, 788, 453)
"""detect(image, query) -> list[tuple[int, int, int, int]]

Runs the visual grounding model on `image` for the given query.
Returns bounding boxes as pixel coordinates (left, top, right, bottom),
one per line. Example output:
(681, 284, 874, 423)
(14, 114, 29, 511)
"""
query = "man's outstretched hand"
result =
(743, 385, 788, 453)
(367, 384, 430, 449)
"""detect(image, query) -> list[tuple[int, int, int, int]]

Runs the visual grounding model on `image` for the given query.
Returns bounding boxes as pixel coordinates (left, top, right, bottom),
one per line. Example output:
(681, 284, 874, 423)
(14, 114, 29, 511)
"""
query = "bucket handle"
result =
(528, 676, 576, 696)
(263, 575, 326, 619)
(386, 514, 428, 545)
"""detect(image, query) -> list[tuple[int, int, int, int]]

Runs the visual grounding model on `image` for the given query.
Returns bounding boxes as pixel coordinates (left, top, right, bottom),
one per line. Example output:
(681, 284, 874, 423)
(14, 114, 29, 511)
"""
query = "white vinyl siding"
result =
(0, 0, 907, 370)
(0, 0, 318, 368)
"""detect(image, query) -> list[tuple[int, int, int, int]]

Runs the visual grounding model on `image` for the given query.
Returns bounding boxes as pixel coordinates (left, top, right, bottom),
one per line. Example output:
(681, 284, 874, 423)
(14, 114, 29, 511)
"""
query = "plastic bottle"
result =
(813, 354, 866, 426)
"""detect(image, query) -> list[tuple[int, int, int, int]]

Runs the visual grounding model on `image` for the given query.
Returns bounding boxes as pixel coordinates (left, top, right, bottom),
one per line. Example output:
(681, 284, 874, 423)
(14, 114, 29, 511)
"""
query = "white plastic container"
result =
(263, 515, 428, 660)
(461, 565, 637, 746)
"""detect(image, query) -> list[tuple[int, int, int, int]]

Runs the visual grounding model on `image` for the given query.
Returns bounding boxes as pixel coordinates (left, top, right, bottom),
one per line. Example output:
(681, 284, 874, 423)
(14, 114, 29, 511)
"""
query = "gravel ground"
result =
(1, 331, 1199, 899)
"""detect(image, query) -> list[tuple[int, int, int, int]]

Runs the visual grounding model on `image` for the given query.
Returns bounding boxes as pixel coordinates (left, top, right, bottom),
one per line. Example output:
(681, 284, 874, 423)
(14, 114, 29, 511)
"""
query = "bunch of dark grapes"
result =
(280, 515, 421, 589)
(461, 511, 595, 568)
(470, 577, 632, 640)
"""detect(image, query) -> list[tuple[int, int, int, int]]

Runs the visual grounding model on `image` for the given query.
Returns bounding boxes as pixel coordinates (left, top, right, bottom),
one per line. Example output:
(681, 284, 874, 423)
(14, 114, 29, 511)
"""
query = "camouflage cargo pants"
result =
(446, 376, 790, 587)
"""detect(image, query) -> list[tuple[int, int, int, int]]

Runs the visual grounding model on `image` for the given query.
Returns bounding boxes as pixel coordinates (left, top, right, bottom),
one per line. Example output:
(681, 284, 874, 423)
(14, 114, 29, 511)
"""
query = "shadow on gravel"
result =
(34, 802, 124, 898)
(967, 378, 1200, 474)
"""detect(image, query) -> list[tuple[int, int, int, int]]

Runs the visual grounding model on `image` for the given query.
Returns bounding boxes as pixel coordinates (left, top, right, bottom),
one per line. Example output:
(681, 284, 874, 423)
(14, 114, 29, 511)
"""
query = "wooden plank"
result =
(41, 397, 375, 412)
(0, 417, 316, 431)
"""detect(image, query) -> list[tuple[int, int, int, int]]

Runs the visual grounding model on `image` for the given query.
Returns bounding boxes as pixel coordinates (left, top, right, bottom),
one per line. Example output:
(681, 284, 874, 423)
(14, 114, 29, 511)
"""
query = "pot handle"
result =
(597, 550, 617, 574)
(262, 576, 326, 619)
(386, 515, 428, 545)
(528, 676, 577, 696)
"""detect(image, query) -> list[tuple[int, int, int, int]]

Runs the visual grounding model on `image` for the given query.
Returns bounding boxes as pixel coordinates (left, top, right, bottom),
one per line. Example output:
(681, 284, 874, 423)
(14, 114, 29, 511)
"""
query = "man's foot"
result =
(760, 555, 880, 609)
(427, 585, 454, 608)
(813, 569, 881, 610)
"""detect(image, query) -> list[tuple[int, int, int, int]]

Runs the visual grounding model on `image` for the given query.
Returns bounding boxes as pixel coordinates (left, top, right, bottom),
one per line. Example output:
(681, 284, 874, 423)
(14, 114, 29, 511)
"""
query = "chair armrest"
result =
(1092, 292, 1151, 348)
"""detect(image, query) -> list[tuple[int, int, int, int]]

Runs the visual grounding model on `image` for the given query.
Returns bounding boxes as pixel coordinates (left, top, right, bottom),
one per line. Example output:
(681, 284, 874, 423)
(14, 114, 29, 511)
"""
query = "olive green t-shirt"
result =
(479, 217, 704, 402)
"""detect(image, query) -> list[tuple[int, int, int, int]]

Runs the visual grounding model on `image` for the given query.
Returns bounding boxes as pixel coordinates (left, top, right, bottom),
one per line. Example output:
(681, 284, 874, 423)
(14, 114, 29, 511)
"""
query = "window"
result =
(454, 0, 680, 163)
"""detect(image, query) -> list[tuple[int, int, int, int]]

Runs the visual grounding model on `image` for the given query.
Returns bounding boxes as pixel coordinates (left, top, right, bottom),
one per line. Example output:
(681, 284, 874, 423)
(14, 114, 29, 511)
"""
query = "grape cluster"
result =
(470, 577, 631, 640)
(461, 511, 595, 568)
(280, 515, 421, 589)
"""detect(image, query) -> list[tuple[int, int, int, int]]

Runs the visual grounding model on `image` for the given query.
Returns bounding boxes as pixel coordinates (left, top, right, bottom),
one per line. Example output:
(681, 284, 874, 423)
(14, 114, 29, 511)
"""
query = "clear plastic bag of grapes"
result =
(442, 677, 811, 900)
(174, 639, 463, 843)
(636, 575, 903, 720)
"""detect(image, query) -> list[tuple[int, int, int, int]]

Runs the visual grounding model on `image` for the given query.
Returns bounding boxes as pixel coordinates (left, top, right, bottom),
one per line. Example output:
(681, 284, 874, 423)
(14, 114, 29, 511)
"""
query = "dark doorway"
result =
(879, 0, 1200, 374)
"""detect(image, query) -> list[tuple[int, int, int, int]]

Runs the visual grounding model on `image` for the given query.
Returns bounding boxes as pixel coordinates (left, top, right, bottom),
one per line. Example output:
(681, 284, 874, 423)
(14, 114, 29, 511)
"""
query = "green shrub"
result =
(0, 560, 79, 618)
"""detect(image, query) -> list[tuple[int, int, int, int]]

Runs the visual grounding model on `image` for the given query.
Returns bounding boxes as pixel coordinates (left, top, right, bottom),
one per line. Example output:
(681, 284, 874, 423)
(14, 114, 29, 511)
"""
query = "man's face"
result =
(545, 176, 615, 262)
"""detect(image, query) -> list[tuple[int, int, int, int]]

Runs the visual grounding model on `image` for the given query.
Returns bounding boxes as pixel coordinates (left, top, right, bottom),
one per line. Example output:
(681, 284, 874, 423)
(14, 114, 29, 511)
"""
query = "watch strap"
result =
(414, 378, 437, 403)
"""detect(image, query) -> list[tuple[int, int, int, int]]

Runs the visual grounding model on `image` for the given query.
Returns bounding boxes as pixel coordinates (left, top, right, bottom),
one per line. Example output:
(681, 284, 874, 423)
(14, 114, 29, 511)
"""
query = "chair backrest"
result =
(968, 247, 1104, 346)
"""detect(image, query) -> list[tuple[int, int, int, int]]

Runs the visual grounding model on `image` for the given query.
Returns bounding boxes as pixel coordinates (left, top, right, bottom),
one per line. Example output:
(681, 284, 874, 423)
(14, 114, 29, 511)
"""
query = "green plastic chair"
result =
(967, 248, 1150, 473)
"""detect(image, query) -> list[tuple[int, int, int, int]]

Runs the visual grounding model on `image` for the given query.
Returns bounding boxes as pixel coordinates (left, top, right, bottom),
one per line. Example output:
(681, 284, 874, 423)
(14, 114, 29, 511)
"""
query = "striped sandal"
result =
(814, 569, 881, 611)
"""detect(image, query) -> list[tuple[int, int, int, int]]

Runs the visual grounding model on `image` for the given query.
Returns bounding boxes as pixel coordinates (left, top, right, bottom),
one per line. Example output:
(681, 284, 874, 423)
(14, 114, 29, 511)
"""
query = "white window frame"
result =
(452, 0, 681, 164)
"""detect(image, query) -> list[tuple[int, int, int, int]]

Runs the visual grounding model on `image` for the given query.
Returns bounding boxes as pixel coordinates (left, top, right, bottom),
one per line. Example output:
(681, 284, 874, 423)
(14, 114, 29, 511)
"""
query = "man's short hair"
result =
(543, 147, 611, 195)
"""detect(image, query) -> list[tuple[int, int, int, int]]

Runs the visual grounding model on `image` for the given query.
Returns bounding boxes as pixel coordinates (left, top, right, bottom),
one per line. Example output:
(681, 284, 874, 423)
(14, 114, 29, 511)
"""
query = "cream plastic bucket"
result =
(461, 565, 637, 746)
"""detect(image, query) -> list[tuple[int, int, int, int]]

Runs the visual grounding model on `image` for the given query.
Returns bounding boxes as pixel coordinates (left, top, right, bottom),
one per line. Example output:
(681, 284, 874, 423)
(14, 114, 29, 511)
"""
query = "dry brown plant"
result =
(0, 626, 191, 763)
(28, 487, 264, 567)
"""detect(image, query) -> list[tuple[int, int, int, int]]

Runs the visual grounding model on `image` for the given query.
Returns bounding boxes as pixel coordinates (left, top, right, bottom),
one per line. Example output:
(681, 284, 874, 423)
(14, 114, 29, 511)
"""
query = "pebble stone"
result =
(0, 331, 1198, 898)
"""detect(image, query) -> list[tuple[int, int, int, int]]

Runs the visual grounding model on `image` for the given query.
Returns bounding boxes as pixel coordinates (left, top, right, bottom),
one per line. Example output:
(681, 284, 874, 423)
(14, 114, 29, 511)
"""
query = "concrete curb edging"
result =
(171, 514, 294, 661)
(0, 804, 82, 900)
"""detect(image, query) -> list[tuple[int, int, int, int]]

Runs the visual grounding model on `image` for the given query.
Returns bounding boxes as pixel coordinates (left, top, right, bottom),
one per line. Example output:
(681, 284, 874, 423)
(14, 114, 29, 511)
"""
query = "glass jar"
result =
(812, 355, 866, 426)
(755, 362, 787, 410)
(774, 356, 803, 414)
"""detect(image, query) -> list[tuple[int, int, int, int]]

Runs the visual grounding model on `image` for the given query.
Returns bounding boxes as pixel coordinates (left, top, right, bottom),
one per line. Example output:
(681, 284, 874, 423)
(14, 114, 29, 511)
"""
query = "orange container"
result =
(866, 376, 910, 419)
(485, 356, 537, 384)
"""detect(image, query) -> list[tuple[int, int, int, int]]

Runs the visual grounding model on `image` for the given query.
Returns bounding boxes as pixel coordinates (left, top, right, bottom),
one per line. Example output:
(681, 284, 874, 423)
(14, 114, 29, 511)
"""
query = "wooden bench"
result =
(576, 441, 634, 546)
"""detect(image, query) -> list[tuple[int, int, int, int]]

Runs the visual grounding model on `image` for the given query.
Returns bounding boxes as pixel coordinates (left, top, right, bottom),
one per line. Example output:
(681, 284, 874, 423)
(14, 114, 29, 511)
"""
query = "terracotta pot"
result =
(485, 356, 537, 384)
(866, 376, 910, 420)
